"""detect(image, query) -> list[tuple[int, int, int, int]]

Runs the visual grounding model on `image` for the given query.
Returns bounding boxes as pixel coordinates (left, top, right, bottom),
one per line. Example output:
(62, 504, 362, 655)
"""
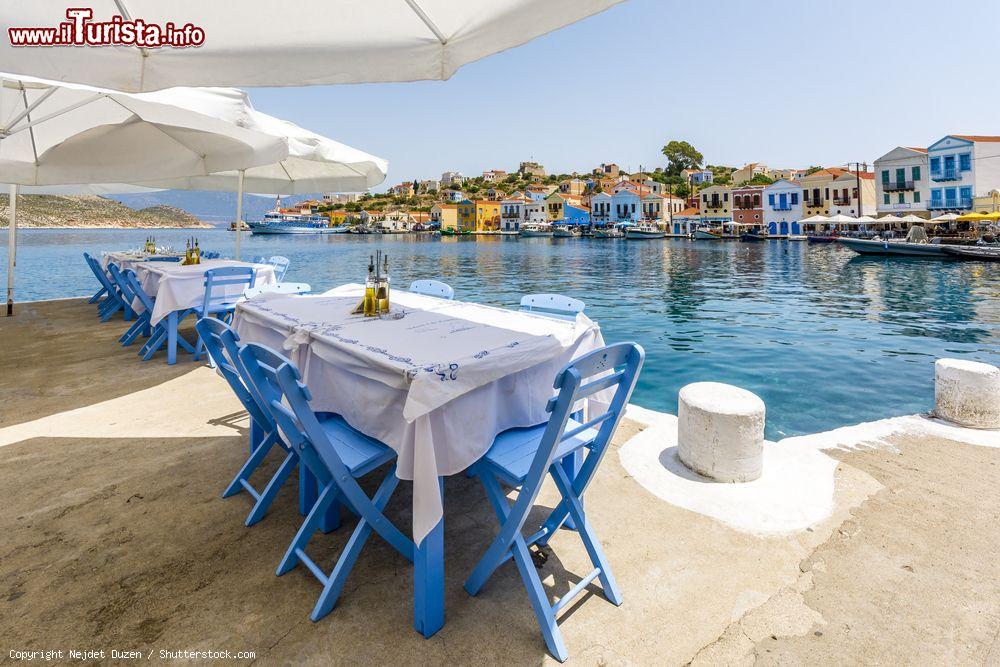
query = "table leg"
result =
(166, 311, 178, 365)
(414, 479, 445, 638)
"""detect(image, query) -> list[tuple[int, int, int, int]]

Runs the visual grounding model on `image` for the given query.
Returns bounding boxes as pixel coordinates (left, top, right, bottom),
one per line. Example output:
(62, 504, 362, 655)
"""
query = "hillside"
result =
(0, 195, 210, 229)
(110, 190, 315, 223)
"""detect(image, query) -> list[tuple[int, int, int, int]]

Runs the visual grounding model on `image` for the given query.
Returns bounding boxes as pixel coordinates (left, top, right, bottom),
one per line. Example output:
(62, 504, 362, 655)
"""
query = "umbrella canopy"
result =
(854, 215, 877, 223)
(135, 110, 387, 194)
(799, 215, 830, 223)
(0, 1, 624, 92)
(876, 214, 904, 223)
(898, 214, 929, 224)
(0, 73, 288, 185)
(956, 211, 1000, 222)
(930, 212, 960, 222)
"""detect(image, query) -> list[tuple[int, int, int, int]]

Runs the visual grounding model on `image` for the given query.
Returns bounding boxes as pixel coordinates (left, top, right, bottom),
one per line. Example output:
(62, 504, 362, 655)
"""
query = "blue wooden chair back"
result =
(201, 266, 256, 314)
(252, 256, 266, 264)
(144, 256, 181, 262)
(499, 342, 643, 547)
(124, 270, 154, 312)
(520, 293, 586, 320)
(107, 262, 135, 304)
(85, 253, 117, 294)
(409, 279, 454, 300)
(237, 343, 414, 557)
(194, 318, 270, 429)
(267, 256, 291, 281)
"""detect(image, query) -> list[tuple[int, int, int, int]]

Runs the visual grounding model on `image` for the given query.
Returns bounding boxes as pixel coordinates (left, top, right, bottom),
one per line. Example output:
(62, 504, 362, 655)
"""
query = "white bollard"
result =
(934, 359, 1000, 429)
(678, 382, 765, 482)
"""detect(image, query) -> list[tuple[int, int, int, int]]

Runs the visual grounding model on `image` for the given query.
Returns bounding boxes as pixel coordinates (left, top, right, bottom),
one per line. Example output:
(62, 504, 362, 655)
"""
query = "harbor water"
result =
(3, 229, 998, 439)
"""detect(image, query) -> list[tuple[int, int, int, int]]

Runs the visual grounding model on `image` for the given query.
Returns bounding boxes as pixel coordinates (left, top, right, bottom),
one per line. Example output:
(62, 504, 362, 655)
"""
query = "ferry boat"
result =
(624, 223, 666, 239)
(552, 224, 582, 238)
(519, 223, 554, 238)
(248, 211, 348, 235)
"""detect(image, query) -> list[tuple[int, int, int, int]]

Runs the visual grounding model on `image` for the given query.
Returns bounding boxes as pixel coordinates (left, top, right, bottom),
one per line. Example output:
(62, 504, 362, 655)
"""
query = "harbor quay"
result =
(0, 299, 997, 664)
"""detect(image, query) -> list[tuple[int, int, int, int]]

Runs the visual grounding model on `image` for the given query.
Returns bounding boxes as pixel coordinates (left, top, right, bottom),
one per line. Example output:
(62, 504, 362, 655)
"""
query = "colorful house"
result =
(544, 192, 582, 221)
(731, 184, 765, 227)
(672, 206, 701, 235)
(563, 204, 591, 226)
(482, 169, 507, 182)
(611, 188, 642, 222)
(798, 168, 845, 217)
(590, 191, 613, 226)
(500, 196, 529, 232)
(388, 182, 415, 197)
(559, 178, 586, 196)
(874, 147, 928, 218)
(927, 135, 1000, 212)
(429, 203, 459, 231)
(828, 170, 876, 217)
(681, 168, 713, 185)
(474, 200, 502, 231)
(457, 199, 476, 231)
(763, 179, 804, 236)
(698, 185, 732, 225)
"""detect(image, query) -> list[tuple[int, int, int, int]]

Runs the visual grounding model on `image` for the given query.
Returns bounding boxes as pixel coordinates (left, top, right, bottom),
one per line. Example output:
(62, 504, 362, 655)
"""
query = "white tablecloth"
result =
(133, 260, 276, 325)
(233, 284, 605, 543)
(101, 250, 184, 272)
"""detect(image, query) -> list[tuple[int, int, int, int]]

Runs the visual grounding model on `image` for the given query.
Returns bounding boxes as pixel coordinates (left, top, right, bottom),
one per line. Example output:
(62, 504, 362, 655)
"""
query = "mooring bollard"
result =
(677, 382, 765, 482)
(934, 359, 1000, 429)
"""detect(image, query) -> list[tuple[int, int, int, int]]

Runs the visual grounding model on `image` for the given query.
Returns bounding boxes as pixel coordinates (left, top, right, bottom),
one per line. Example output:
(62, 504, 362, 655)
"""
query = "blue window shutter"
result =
(768, 193, 775, 205)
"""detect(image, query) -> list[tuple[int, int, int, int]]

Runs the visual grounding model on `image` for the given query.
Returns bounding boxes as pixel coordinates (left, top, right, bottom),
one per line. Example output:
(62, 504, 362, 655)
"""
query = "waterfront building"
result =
(563, 204, 591, 226)
(731, 184, 765, 227)
(545, 192, 583, 221)
(698, 184, 732, 225)
(611, 188, 642, 222)
(482, 169, 507, 182)
(927, 135, 1000, 212)
(763, 179, 804, 235)
(874, 147, 929, 218)
(500, 196, 529, 232)
(973, 189, 1000, 213)
(828, 170, 876, 217)
(441, 171, 464, 186)
(664, 193, 685, 216)
(798, 168, 844, 217)
(672, 206, 701, 235)
(457, 199, 476, 231)
(559, 178, 586, 196)
(518, 161, 546, 178)
(524, 199, 547, 224)
(681, 168, 713, 185)
(590, 191, 612, 226)
(730, 163, 771, 185)
(641, 193, 669, 225)
(474, 200, 502, 231)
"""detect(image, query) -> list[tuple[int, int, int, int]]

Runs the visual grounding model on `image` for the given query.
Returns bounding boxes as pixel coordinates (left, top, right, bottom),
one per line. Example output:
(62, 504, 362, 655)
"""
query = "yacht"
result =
(519, 222, 554, 238)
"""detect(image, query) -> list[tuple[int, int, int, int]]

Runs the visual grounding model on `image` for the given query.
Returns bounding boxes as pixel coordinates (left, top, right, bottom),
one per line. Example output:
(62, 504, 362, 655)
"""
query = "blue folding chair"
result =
(84, 253, 125, 321)
(252, 256, 266, 264)
(125, 271, 196, 361)
(408, 279, 454, 300)
(267, 255, 291, 281)
(238, 343, 415, 622)
(112, 267, 153, 346)
(144, 256, 181, 262)
(519, 294, 586, 321)
(82, 252, 109, 304)
(106, 263, 137, 323)
(192, 267, 256, 362)
(194, 318, 297, 525)
(464, 342, 644, 662)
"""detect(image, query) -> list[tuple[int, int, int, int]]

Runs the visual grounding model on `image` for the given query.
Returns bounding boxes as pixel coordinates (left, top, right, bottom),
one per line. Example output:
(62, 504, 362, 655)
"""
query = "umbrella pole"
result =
(234, 169, 245, 260)
(6, 183, 17, 317)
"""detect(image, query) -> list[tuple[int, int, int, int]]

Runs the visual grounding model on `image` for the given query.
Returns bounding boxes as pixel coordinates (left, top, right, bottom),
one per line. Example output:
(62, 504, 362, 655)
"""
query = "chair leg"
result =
(89, 286, 108, 303)
(140, 325, 167, 360)
(310, 469, 400, 622)
(245, 449, 298, 527)
(277, 481, 341, 576)
(223, 431, 280, 498)
(120, 313, 150, 346)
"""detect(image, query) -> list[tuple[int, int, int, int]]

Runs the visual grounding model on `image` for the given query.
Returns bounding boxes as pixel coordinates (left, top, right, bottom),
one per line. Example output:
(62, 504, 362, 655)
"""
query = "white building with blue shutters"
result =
(762, 179, 804, 236)
(874, 146, 929, 217)
(927, 135, 1000, 212)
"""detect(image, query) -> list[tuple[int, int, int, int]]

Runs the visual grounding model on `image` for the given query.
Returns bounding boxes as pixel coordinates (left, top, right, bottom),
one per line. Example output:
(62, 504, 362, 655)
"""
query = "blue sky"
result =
(247, 0, 1000, 191)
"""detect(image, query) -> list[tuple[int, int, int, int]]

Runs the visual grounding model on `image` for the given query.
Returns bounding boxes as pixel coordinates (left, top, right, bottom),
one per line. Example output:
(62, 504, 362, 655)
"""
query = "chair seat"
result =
(483, 418, 598, 485)
(317, 413, 396, 476)
(194, 301, 241, 316)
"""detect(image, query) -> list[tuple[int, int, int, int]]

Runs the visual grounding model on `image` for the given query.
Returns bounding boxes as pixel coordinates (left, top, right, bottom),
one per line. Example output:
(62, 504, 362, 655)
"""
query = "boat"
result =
(693, 226, 724, 240)
(519, 223, 554, 238)
(739, 232, 768, 242)
(837, 238, 949, 257)
(806, 234, 839, 243)
(940, 245, 1000, 262)
(593, 226, 624, 239)
(552, 224, 582, 238)
(624, 223, 666, 240)
(786, 234, 808, 241)
(248, 211, 348, 235)
(437, 228, 471, 236)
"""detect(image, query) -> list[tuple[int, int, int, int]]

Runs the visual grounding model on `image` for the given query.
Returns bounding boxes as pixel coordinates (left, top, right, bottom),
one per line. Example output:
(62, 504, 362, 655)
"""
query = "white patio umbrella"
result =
(0, 1, 625, 92)
(0, 73, 289, 315)
(930, 212, 960, 222)
(120, 110, 388, 258)
(898, 214, 927, 224)
(799, 214, 831, 230)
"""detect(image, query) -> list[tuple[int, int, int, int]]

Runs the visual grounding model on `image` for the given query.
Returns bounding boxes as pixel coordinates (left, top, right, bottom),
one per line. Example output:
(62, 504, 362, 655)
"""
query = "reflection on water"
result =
(3, 229, 998, 438)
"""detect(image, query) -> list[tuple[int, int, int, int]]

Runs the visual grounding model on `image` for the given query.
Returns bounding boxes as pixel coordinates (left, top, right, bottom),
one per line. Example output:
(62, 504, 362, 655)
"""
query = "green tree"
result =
(674, 182, 691, 199)
(661, 140, 704, 176)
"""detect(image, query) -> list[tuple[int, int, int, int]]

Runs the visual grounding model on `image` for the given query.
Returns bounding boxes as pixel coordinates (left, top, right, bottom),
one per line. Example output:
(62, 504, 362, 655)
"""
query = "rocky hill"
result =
(0, 194, 211, 229)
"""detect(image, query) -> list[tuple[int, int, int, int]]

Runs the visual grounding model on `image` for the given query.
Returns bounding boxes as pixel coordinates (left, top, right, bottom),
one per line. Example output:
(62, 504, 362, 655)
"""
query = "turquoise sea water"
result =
(3, 228, 998, 439)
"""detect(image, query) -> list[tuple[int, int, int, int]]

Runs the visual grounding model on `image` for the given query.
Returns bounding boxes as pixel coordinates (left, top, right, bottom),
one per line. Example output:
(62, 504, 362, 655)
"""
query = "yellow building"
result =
(973, 189, 1000, 213)
(327, 210, 349, 225)
(698, 184, 732, 224)
(544, 192, 583, 221)
(798, 168, 849, 217)
(430, 203, 460, 231)
(456, 200, 476, 231)
(474, 200, 502, 231)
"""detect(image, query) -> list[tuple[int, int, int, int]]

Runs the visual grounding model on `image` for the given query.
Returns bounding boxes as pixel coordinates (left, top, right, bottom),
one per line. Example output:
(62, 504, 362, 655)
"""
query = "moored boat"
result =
(552, 224, 582, 238)
(940, 245, 1000, 261)
(593, 225, 624, 239)
(520, 222, 554, 238)
(624, 223, 666, 239)
(693, 226, 723, 240)
(806, 234, 839, 243)
(739, 232, 768, 242)
(837, 237, 949, 257)
(786, 234, 808, 241)
(248, 213, 348, 235)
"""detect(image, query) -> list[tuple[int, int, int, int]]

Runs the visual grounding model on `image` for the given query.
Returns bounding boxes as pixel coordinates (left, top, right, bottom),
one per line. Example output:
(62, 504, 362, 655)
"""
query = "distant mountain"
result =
(108, 190, 321, 226)
(0, 194, 209, 229)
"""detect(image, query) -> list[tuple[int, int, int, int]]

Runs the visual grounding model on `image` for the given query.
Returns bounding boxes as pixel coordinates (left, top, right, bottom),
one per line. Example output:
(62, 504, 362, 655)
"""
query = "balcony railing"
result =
(771, 203, 793, 211)
(883, 180, 915, 192)
(931, 168, 960, 182)
(703, 200, 724, 209)
(734, 204, 759, 210)
(928, 197, 973, 210)
(832, 197, 852, 206)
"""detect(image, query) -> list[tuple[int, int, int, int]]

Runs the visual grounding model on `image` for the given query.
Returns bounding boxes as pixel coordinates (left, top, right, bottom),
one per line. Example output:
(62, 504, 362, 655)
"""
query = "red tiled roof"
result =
(951, 135, 1000, 143)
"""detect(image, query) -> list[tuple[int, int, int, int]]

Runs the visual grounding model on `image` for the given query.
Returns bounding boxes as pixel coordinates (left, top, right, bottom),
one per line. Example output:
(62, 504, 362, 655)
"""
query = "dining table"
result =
(130, 259, 277, 364)
(231, 283, 607, 638)
(100, 250, 184, 272)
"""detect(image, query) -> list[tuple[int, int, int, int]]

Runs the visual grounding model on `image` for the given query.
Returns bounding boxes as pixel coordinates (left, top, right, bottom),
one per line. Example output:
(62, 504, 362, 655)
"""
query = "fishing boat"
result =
(739, 231, 768, 242)
(786, 234, 808, 241)
(437, 228, 471, 236)
(248, 212, 348, 235)
(593, 225, 624, 239)
(693, 226, 724, 240)
(519, 222, 554, 238)
(624, 223, 666, 239)
(940, 245, 1000, 262)
(552, 224, 582, 238)
(806, 234, 839, 243)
